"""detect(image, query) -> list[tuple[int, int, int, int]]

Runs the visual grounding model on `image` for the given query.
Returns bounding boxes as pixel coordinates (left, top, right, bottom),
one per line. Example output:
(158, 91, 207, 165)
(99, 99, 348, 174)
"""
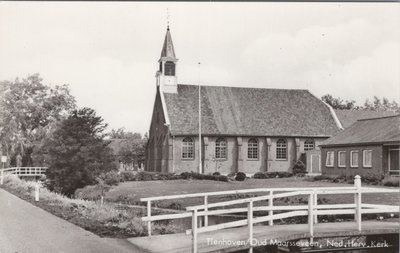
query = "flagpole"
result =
(198, 62, 202, 174)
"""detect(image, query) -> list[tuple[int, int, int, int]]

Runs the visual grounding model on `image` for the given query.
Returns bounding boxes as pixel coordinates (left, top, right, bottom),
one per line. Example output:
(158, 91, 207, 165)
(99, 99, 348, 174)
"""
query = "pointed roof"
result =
(162, 84, 340, 137)
(160, 26, 176, 59)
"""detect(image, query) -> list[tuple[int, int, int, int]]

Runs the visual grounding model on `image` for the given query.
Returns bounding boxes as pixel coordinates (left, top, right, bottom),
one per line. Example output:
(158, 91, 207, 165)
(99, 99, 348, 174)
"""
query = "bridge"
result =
(128, 175, 399, 253)
(0, 167, 47, 184)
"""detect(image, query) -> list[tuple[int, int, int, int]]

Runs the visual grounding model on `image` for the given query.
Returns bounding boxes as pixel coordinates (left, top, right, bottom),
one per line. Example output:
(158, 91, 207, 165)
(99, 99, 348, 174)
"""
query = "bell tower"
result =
(156, 26, 178, 93)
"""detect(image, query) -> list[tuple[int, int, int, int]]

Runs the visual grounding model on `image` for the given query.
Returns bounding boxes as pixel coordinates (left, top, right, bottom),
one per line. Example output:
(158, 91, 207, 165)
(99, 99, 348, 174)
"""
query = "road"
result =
(0, 188, 144, 253)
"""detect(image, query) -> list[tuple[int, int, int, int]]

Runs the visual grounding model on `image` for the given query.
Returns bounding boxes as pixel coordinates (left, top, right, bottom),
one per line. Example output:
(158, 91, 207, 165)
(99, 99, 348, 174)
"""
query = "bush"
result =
(292, 160, 306, 176)
(97, 171, 121, 186)
(253, 172, 267, 179)
(382, 176, 400, 187)
(179, 171, 229, 182)
(120, 171, 137, 182)
(212, 172, 221, 176)
(235, 172, 247, 181)
(252, 171, 293, 179)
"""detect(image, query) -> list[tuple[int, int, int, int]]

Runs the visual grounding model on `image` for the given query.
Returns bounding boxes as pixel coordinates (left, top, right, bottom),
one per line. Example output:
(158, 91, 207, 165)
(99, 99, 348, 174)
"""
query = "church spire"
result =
(160, 26, 176, 59)
(156, 26, 178, 93)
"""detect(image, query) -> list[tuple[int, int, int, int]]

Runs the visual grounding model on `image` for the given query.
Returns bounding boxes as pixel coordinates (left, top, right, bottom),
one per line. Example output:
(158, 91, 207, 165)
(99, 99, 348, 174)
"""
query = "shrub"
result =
(120, 171, 137, 182)
(179, 171, 228, 182)
(235, 172, 247, 181)
(212, 172, 221, 176)
(253, 172, 267, 179)
(292, 160, 306, 176)
(136, 171, 154, 181)
(382, 176, 400, 187)
(361, 173, 384, 185)
(97, 170, 121, 186)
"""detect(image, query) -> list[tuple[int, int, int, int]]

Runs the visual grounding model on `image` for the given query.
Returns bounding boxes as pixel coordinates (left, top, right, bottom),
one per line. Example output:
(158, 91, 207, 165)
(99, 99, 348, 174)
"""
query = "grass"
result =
(1, 175, 177, 238)
(103, 177, 400, 209)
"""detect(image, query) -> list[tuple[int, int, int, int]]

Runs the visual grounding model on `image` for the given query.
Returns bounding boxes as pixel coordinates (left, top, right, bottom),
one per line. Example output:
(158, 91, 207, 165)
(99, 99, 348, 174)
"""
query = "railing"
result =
(141, 175, 399, 253)
(0, 167, 47, 185)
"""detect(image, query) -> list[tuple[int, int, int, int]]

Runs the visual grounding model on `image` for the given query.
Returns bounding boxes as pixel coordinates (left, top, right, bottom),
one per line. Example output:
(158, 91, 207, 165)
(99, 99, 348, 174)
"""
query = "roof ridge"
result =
(357, 114, 400, 122)
(177, 83, 308, 91)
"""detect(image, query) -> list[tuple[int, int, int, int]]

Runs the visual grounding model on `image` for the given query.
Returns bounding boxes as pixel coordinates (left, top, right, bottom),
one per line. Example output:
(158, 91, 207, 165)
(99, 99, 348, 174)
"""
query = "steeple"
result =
(160, 26, 176, 59)
(156, 27, 178, 93)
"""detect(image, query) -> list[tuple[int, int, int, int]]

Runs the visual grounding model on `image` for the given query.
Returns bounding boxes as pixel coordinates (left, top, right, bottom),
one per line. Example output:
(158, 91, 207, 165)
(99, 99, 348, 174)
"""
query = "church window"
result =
(215, 138, 227, 159)
(276, 139, 287, 160)
(182, 137, 194, 159)
(247, 138, 258, 159)
(165, 61, 175, 76)
(304, 139, 315, 151)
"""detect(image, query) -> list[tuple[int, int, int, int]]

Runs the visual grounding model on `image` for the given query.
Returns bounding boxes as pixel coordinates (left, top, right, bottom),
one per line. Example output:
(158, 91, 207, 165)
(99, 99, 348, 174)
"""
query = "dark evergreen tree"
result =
(38, 108, 116, 195)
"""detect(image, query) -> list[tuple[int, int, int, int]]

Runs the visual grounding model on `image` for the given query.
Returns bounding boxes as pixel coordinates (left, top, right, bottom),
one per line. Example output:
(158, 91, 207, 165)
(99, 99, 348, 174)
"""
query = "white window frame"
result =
(326, 151, 334, 167)
(350, 150, 359, 168)
(304, 139, 315, 151)
(247, 138, 259, 160)
(338, 151, 346, 168)
(181, 137, 195, 160)
(363, 150, 372, 168)
(215, 138, 227, 160)
(276, 139, 287, 160)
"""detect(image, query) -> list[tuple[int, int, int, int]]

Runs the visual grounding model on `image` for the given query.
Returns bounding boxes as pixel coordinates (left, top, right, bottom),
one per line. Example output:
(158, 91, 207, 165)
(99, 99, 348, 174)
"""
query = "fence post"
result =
(34, 183, 40, 201)
(308, 193, 314, 238)
(147, 200, 152, 236)
(0, 170, 3, 185)
(269, 190, 273, 226)
(192, 209, 198, 253)
(354, 175, 362, 231)
(248, 200, 254, 253)
(313, 190, 318, 224)
(204, 195, 208, 227)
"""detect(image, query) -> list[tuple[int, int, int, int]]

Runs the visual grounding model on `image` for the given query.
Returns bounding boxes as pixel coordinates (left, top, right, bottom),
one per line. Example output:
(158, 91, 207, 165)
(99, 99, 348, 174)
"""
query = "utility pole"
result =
(198, 62, 202, 174)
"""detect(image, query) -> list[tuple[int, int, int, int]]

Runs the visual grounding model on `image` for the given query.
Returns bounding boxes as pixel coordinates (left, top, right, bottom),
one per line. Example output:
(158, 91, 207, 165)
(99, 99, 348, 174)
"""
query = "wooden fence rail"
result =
(0, 167, 47, 185)
(140, 175, 399, 253)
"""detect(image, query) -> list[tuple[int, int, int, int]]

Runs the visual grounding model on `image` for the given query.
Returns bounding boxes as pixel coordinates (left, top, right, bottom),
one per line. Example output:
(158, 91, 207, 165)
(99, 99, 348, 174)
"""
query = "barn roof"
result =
(334, 109, 397, 128)
(163, 84, 340, 137)
(320, 115, 400, 147)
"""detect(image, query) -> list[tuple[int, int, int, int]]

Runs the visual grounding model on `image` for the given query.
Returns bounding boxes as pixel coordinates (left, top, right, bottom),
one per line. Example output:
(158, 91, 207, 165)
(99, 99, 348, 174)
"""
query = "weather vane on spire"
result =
(166, 8, 170, 29)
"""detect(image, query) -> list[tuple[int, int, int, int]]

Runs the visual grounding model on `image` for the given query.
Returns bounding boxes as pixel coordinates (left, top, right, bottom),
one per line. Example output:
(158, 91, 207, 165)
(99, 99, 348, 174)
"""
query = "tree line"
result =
(0, 74, 146, 195)
(321, 94, 399, 112)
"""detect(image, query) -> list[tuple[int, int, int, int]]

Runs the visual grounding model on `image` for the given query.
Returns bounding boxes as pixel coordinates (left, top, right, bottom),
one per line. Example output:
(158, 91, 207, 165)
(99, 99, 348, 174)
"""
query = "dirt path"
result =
(0, 188, 143, 253)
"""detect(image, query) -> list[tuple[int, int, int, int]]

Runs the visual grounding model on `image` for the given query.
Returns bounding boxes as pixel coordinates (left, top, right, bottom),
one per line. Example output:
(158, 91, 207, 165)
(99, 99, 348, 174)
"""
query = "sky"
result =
(0, 2, 399, 134)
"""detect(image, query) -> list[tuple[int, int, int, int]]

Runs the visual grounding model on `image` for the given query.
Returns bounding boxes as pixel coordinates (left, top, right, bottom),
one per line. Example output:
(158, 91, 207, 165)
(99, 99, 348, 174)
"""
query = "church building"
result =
(145, 27, 342, 175)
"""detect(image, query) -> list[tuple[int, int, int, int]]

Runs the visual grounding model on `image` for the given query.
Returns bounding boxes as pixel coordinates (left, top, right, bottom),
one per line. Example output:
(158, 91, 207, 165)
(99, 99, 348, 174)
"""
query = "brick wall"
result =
(321, 145, 383, 177)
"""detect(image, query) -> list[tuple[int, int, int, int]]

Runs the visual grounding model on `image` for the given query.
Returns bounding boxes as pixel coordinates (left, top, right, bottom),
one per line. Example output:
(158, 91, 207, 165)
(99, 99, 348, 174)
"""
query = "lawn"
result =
(104, 178, 400, 209)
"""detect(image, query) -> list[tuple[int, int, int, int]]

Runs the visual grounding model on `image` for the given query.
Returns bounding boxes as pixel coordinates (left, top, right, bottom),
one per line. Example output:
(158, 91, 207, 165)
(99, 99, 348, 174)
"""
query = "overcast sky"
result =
(0, 2, 399, 134)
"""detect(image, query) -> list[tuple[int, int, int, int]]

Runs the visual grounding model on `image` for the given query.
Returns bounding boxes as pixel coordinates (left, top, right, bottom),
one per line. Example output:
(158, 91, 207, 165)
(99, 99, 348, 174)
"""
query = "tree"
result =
(321, 94, 358, 110)
(364, 96, 399, 112)
(35, 108, 116, 195)
(0, 74, 76, 166)
(109, 128, 147, 167)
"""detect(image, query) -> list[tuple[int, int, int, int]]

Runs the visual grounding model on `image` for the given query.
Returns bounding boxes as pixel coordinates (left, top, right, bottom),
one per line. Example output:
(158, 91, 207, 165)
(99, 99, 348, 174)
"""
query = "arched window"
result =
(276, 139, 287, 160)
(164, 61, 175, 76)
(304, 139, 315, 151)
(182, 137, 194, 159)
(247, 138, 258, 159)
(215, 138, 227, 159)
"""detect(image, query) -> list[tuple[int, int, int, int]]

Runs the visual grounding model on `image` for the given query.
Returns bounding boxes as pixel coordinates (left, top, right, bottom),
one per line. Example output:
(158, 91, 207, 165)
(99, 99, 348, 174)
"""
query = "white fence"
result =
(141, 175, 399, 253)
(0, 167, 47, 185)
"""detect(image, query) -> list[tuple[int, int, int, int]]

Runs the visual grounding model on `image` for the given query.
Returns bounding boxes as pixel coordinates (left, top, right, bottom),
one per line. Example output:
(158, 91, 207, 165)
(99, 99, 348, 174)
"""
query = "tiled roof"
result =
(334, 109, 397, 128)
(163, 84, 340, 137)
(321, 115, 400, 146)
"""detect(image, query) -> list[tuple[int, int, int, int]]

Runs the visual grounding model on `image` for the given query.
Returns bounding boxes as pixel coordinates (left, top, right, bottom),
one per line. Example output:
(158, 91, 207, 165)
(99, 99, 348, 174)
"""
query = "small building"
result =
(320, 115, 400, 177)
(145, 27, 342, 175)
